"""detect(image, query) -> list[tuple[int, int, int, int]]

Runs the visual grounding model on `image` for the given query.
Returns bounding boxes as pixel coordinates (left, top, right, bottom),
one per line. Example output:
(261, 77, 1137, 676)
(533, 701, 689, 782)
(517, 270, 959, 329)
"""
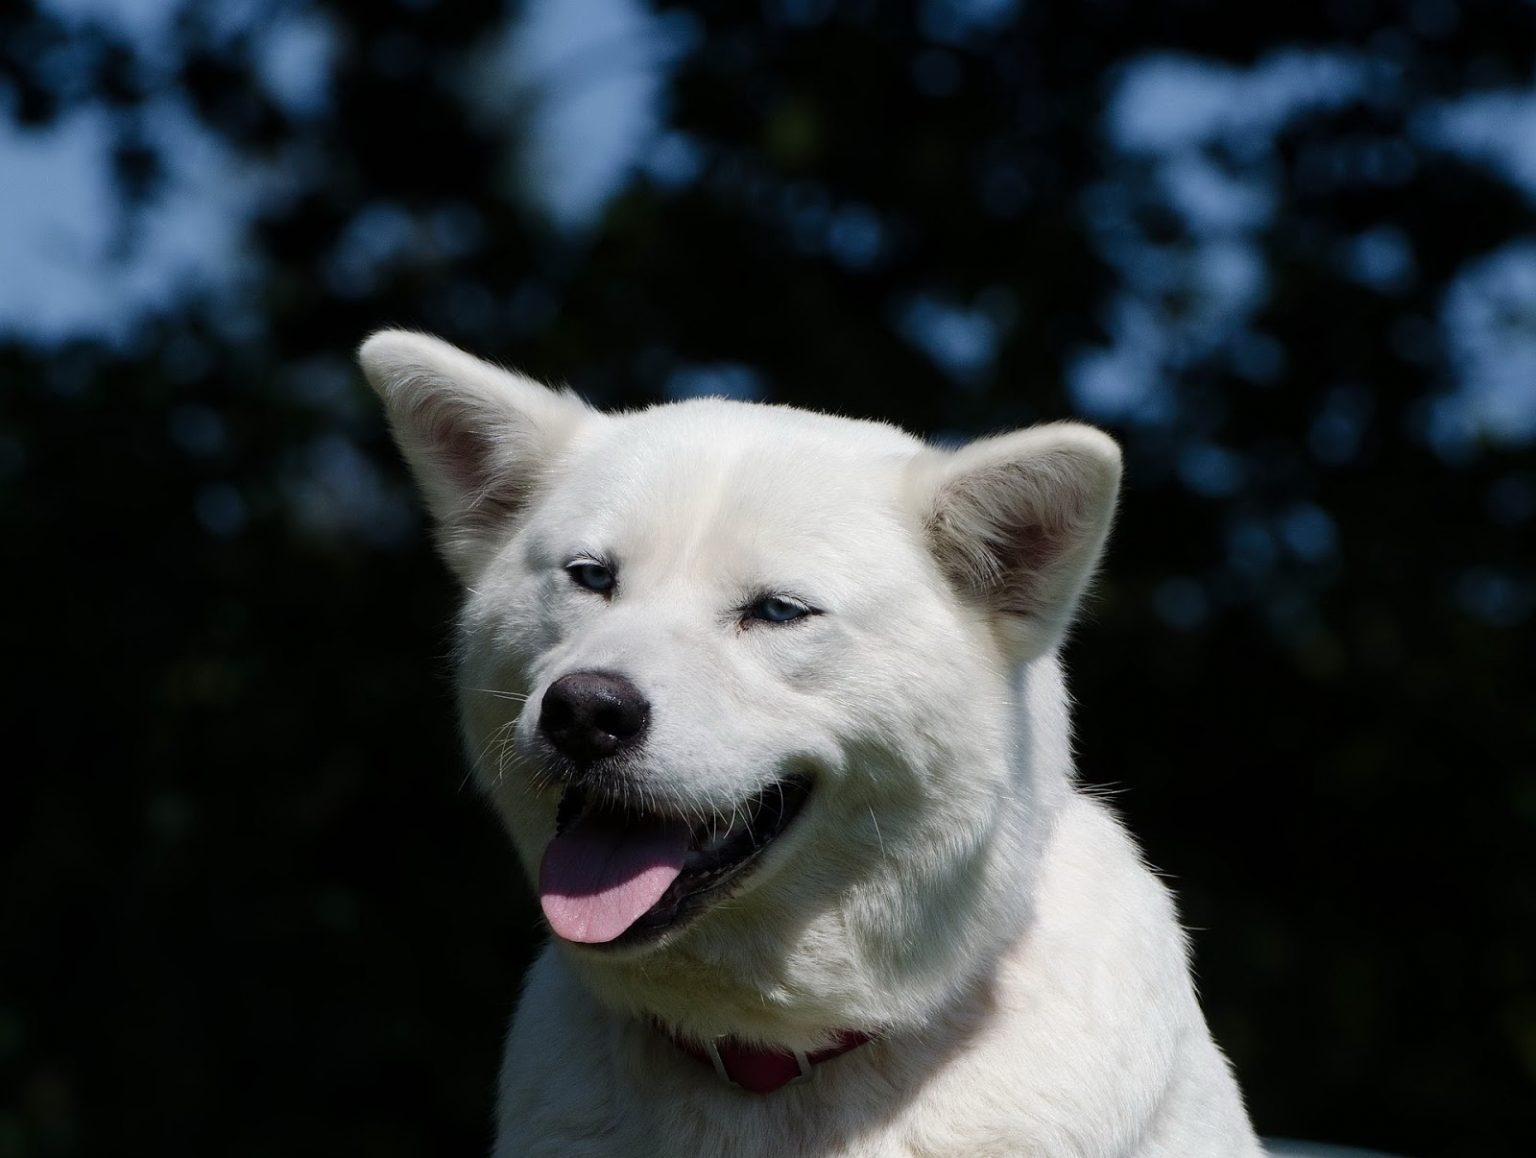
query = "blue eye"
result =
(566, 560, 615, 594)
(746, 595, 813, 624)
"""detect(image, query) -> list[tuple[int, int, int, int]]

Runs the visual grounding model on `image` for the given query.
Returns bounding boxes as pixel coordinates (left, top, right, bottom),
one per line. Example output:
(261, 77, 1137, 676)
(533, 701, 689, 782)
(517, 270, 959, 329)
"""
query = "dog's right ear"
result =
(358, 330, 592, 582)
(921, 421, 1122, 660)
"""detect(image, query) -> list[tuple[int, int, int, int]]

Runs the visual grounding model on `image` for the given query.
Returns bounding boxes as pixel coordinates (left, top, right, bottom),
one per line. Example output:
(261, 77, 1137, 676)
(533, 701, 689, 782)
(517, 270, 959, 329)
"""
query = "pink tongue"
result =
(539, 812, 692, 944)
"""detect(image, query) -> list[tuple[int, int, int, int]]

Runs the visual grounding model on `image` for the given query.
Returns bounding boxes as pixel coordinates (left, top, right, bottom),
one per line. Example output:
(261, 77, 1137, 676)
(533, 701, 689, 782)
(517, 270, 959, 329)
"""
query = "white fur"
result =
(360, 331, 1261, 1157)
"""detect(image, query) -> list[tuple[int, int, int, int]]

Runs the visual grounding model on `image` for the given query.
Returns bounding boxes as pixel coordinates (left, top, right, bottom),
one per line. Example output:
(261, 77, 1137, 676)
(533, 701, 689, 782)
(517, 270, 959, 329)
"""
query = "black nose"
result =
(538, 671, 650, 762)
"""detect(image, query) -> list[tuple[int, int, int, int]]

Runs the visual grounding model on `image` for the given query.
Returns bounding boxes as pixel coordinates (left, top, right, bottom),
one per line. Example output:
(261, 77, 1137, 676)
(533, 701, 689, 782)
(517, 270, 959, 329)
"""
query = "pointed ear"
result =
(357, 330, 592, 582)
(923, 422, 1122, 657)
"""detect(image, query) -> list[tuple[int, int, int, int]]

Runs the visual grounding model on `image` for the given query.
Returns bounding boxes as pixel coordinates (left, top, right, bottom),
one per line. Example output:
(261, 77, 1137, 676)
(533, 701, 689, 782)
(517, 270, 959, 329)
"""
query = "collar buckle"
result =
(702, 1037, 814, 1088)
(703, 1037, 733, 1086)
(675, 1025, 873, 1094)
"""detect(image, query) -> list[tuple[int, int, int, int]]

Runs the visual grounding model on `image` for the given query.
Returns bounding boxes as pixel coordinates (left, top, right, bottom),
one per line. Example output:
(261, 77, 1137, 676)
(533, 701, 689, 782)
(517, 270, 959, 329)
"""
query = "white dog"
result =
(360, 331, 1262, 1157)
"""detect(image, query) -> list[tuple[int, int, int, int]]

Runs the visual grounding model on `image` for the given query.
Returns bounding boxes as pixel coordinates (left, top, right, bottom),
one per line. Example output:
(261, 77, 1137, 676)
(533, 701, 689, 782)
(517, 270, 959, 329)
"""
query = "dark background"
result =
(3, 1, 1533, 1155)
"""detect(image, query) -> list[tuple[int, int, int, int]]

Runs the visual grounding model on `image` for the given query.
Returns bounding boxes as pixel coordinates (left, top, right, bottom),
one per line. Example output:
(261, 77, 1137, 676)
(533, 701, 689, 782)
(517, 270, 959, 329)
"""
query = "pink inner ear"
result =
(394, 386, 504, 504)
(999, 520, 1061, 571)
(433, 423, 497, 498)
(412, 410, 542, 549)
(981, 519, 1067, 617)
(930, 456, 1097, 619)
(409, 393, 525, 520)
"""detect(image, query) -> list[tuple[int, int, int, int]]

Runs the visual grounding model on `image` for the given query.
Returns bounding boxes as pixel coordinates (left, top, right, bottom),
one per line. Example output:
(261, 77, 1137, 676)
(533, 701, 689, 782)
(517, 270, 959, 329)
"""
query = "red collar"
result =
(667, 1027, 874, 1094)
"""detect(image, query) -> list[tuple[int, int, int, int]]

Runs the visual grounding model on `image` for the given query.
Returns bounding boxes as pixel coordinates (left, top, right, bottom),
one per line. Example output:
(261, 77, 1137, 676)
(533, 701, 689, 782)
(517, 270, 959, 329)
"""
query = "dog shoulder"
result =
(494, 949, 628, 1156)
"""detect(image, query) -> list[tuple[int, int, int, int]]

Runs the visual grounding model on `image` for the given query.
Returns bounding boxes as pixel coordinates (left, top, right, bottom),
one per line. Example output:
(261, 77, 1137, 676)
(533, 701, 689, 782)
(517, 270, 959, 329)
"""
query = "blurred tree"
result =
(1, 1, 1532, 1155)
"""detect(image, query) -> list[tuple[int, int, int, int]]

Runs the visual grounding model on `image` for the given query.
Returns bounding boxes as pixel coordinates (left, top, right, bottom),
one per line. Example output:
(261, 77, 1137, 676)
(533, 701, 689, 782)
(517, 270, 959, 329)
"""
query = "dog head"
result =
(361, 331, 1120, 1044)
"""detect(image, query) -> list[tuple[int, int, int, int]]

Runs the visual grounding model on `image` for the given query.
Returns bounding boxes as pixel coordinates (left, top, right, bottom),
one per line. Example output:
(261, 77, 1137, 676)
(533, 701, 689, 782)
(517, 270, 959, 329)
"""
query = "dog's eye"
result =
(566, 560, 615, 594)
(745, 594, 814, 624)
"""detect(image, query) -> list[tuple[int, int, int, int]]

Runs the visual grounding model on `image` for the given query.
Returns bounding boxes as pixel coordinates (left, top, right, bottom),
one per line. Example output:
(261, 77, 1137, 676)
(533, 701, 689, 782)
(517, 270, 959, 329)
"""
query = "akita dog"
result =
(360, 331, 1261, 1156)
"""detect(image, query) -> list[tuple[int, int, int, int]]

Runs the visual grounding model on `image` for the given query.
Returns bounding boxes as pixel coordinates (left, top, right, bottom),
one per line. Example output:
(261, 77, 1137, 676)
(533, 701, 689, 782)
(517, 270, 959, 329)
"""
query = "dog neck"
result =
(660, 1023, 874, 1094)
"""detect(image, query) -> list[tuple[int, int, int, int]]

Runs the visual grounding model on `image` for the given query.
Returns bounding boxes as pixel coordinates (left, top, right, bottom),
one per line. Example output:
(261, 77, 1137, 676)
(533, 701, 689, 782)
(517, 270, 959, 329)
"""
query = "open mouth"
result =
(537, 775, 811, 947)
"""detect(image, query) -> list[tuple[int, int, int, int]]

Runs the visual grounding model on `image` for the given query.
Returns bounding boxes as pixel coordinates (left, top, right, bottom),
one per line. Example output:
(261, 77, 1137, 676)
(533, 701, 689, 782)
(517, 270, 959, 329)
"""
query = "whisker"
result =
(464, 687, 530, 703)
(495, 730, 521, 787)
(464, 723, 509, 788)
(867, 806, 886, 859)
(465, 717, 523, 792)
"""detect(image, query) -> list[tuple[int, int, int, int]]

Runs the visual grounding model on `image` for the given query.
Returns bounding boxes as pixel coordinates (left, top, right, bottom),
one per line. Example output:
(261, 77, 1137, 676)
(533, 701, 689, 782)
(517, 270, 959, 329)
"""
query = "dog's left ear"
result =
(358, 330, 592, 583)
(922, 422, 1122, 657)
